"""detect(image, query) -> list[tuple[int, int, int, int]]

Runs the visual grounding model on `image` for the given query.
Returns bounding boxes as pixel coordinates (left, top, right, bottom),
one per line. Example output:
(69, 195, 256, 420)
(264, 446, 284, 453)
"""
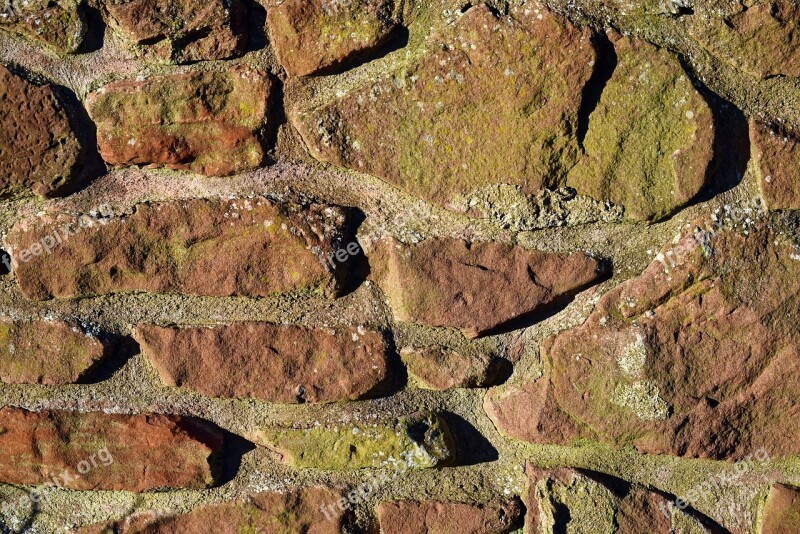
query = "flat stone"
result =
(5, 197, 351, 300)
(0, 0, 85, 54)
(486, 214, 800, 460)
(400, 345, 503, 390)
(106, 0, 247, 63)
(267, 0, 399, 76)
(750, 120, 800, 210)
(87, 67, 272, 176)
(0, 408, 224, 491)
(370, 237, 603, 338)
(0, 65, 85, 196)
(377, 499, 523, 533)
(0, 319, 105, 385)
(135, 323, 389, 403)
(291, 3, 596, 207)
(257, 411, 455, 470)
(761, 484, 800, 534)
(567, 33, 715, 222)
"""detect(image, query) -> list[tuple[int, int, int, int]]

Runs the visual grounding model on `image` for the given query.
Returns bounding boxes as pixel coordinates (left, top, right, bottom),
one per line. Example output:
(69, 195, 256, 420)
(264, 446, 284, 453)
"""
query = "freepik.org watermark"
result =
(325, 240, 361, 270)
(0, 447, 114, 525)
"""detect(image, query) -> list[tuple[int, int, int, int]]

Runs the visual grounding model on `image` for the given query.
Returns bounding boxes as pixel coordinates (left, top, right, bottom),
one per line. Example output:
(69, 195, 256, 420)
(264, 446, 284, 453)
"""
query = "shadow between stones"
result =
(577, 30, 618, 148)
(335, 208, 371, 298)
(360, 329, 407, 399)
(76, 334, 139, 384)
(74, 4, 106, 54)
(0, 251, 10, 276)
(439, 412, 498, 465)
(311, 26, 410, 77)
(242, 0, 268, 53)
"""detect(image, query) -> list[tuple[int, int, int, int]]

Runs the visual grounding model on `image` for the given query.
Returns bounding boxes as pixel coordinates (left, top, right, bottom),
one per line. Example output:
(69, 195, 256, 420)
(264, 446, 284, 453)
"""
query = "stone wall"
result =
(0, 0, 799, 532)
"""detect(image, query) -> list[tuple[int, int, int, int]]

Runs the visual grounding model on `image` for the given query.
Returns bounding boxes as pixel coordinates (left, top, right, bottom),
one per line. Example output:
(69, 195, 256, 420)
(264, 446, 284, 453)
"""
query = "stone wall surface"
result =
(0, 0, 799, 532)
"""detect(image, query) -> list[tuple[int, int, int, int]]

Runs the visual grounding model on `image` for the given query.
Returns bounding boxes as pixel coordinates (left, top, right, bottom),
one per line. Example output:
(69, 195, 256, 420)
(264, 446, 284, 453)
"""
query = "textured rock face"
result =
(761, 484, 800, 534)
(750, 120, 800, 210)
(567, 34, 715, 222)
(258, 412, 455, 470)
(400, 346, 502, 390)
(0, 319, 105, 385)
(135, 323, 388, 403)
(0, 65, 85, 197)
(487, 217, 800, 460)
(105, 0, 247, 63)
(0, 408, 224, 491)
(87, 67, 271, 176)
(376, 499, 523, 533)
(689, 0, 800, 79)
(371, 237, 602, 338)
(267, 0, 399, 76)
(0, 0, 85, 53)
(6, 198, 350, 300)
(292, 4, 596, 207)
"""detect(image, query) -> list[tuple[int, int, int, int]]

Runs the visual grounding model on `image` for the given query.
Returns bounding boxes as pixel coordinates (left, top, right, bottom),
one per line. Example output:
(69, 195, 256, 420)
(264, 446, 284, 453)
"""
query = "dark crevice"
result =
(74, 4, 105, 54)
(76, 334, 139, 384)
(242, 0, 268, 52)
(360, 329, 406, 399)
(552, 500, 572, 534)
(577, 30, 617, 148)
(310, 26, 410, 77)
(0, 250, 10, 275)
(261, 73, 285, 166)
(333, 208, 370, 298)
(439, 412, 498, 465)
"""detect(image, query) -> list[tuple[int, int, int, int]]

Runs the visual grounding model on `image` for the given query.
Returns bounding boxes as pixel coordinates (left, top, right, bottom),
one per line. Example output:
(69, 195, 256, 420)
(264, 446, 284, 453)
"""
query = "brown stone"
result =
(400, 346, 503, 390)
(370, 237, 603, 338)
(487, 215, 800, 460)
(5, 197, 351, 300)
(0, 319, 105, 385)
(376, 499, 523, 533)
(78, 487, 349, 533)
(567, 33, 714, 222)
(761, 484, 800, 534)
(689, 0, 800, 79)
(86, 67, 271, 177)
(105, 0, 247, 64)
(0, 65, 85, 197)
(267, 0, 399, 76)
(0, 0, 85, 54)
(291, 4, 596, 207)
(0, 408, 224, 491)
(750, 120, 800, 210)
(135, 323, 389, 403)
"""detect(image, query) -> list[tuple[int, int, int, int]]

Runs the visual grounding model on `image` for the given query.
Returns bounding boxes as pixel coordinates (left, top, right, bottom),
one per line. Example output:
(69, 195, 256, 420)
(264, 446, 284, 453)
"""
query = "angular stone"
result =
(370, 237, 603, 338)
(750, 120, 800, 210)
(487, 215, 800, 460)
(0, 408, 224, 491)
(524, 467, 712, 533)
(567, 33, 714, 222)
(86, 67, 271, 176)
(291, 4, 597, 207)
(689, 0, 800, 79)
(135, 323, 389, 403)
(761, 484, 800, 534)
(377, 499, 523, 534)
(5, 198, 351, 300)
(0, 319, 105, 385)
(400, 346, 502, 390)
(78, 488, 349, 533)
(106, 0, 247, 64)
(267, 0, 399, 76)
(257, 411, 455, 470)
(0, 0, 85, 54)
(0, 65, 85, 197)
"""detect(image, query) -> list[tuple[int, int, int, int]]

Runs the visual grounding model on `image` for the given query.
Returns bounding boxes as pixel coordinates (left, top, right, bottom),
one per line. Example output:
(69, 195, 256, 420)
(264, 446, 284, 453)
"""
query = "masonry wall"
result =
(0, 0, 799, 532)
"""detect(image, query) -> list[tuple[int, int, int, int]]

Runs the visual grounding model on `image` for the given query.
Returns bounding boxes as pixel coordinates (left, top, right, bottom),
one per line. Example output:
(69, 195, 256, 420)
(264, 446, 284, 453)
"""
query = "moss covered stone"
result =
(292, 3, 597, 208)
(750, 119, 800, 210)
(566, 33, 714, 222)
(0, 0, 85, 54)
(257, 411, 455, 470)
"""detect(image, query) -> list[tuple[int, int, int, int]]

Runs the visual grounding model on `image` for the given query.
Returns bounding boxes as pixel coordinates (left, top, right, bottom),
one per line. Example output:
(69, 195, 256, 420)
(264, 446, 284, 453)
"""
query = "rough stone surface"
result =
(267, 0, 399, 76)
(135, 323, 389, 403)
(370, 237, 603, 338)
(487, 216, 800, 460)
(0, 65, 85, 197)
(567, 33, 715, 222)
(0, 0, 85, 54)
(400, 345, 503, 390)
(257, 411, 455, 470)
(750, 120, 800, 210)
(105, 0, 247, 64)
(376, 499, 523, 533)
(87, 67, 271, 176)
(689, 0, 800, 79)
(0, 408, 224, 491)
(292, 4, 597, 207)
(0, 319, 105, 385)
(761, 484, 800, 534)
(5, 198, 351, 300)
